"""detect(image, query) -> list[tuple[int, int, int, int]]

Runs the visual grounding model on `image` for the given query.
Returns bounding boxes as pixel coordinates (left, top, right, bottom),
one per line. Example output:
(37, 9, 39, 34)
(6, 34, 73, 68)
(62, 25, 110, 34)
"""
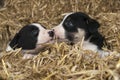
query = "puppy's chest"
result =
(82, 41, 98, 52)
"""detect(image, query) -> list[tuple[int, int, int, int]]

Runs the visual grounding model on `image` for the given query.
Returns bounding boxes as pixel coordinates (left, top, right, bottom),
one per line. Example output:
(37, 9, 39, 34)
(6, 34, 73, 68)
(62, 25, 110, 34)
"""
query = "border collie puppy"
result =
(53, 12, 109, 57)
(6, 23, 54, 59)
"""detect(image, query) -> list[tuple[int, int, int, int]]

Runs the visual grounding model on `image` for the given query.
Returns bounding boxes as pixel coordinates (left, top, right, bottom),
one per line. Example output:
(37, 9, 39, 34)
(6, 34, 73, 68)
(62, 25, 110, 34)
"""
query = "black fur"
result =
(62, 12, 104, 49)
(0, 0, 4, 8)
(85, 32, 104, 49)
(9, 24, 39, 50)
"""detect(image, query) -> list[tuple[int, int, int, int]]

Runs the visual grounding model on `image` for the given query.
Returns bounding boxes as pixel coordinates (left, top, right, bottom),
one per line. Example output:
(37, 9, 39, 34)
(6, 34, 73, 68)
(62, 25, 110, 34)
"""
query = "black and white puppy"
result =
(53, 12, 109, 57)
(6, 23, 54, 59)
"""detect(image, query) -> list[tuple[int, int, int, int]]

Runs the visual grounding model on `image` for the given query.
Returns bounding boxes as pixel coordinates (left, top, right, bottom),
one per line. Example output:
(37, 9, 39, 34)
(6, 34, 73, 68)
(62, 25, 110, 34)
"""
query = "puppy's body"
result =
(53, 12, 108, 57)
(6, 23, 54, 59)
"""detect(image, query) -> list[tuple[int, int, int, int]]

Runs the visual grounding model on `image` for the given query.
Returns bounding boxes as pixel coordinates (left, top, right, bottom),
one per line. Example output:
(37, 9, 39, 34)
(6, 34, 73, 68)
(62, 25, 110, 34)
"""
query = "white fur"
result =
(61, 12, 73, 25)
(53, 13, 120, 58)
(83, 40, 111, 57)
(31, 23, 45, 30)
(6, 44, 13, 52)
(32, 23, 53, 44)
(83, 41, 98, 52)
(22, 54, 35, 59)
(53, 13, 74, 39)
(61, 12, 74, 16)
(6, 23, 54, 59)
(53, 24, 66, 39)
(53, 13, 114, 58)
(97, 50, 110, 57)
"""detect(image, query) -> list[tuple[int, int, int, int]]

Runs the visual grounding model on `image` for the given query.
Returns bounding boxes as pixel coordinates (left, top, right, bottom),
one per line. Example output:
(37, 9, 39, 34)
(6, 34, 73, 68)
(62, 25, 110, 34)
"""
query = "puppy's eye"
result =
(32, 30, 39, 37)
(65, 21, 74, 28)
(68, 21, 73, 27)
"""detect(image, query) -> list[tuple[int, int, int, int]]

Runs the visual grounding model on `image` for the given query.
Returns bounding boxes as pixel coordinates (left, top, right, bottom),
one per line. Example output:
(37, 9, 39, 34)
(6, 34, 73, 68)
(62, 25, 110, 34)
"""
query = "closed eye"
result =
(32, 29, 39, 37)
(69, 21, 74, 27)
(65, 21, 74, 28)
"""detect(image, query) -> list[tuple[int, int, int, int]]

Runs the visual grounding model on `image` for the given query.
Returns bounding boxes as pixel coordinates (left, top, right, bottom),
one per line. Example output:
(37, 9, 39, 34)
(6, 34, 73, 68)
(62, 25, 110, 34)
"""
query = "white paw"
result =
(98, 50, 110, 58)
(22, 54, 35, 59)
(6, 45, 13, 52)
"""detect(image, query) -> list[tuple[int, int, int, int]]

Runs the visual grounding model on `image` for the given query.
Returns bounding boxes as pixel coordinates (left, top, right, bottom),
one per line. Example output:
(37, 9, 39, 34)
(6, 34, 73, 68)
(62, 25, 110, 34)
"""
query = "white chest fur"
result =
(83, 41, 111, 57)
(83, 41, 98, 52)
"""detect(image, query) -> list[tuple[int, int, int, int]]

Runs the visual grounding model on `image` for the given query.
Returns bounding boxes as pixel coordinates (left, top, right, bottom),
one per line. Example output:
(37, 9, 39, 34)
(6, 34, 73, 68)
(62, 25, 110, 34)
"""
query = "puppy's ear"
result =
(9, 33, 20, 49)
(86, 18, 100, 33)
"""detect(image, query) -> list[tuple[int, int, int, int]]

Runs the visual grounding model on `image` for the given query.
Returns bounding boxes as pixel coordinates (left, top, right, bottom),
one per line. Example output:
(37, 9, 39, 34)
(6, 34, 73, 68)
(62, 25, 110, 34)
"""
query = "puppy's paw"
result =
(22, 54, 35, 59)
(6, 45, 13, 52)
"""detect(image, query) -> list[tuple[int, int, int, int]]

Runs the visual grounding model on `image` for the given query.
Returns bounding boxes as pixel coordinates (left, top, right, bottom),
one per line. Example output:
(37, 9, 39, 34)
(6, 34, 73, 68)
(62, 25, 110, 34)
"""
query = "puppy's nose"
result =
(48, 31, 54, 37)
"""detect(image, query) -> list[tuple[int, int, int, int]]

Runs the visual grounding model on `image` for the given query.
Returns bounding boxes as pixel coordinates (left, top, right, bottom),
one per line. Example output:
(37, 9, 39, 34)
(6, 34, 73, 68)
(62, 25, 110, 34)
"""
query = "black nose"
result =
(48, 31, 54, 37)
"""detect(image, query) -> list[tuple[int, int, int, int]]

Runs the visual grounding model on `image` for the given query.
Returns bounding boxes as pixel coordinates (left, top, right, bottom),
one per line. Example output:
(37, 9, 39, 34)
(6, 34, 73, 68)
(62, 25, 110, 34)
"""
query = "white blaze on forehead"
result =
(31, 23, 45, 30)
(60, 12, 74, 25)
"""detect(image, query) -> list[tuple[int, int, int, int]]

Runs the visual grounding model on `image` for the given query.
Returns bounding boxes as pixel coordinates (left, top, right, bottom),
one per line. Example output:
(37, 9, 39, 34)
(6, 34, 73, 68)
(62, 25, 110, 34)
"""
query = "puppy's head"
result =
(6, 23, 54, 52)
(53, 12, 100, 43)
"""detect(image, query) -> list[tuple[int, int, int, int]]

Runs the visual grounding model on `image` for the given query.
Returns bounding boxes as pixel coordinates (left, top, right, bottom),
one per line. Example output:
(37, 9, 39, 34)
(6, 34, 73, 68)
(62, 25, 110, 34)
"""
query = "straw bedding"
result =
(0, 0, 120, 80)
